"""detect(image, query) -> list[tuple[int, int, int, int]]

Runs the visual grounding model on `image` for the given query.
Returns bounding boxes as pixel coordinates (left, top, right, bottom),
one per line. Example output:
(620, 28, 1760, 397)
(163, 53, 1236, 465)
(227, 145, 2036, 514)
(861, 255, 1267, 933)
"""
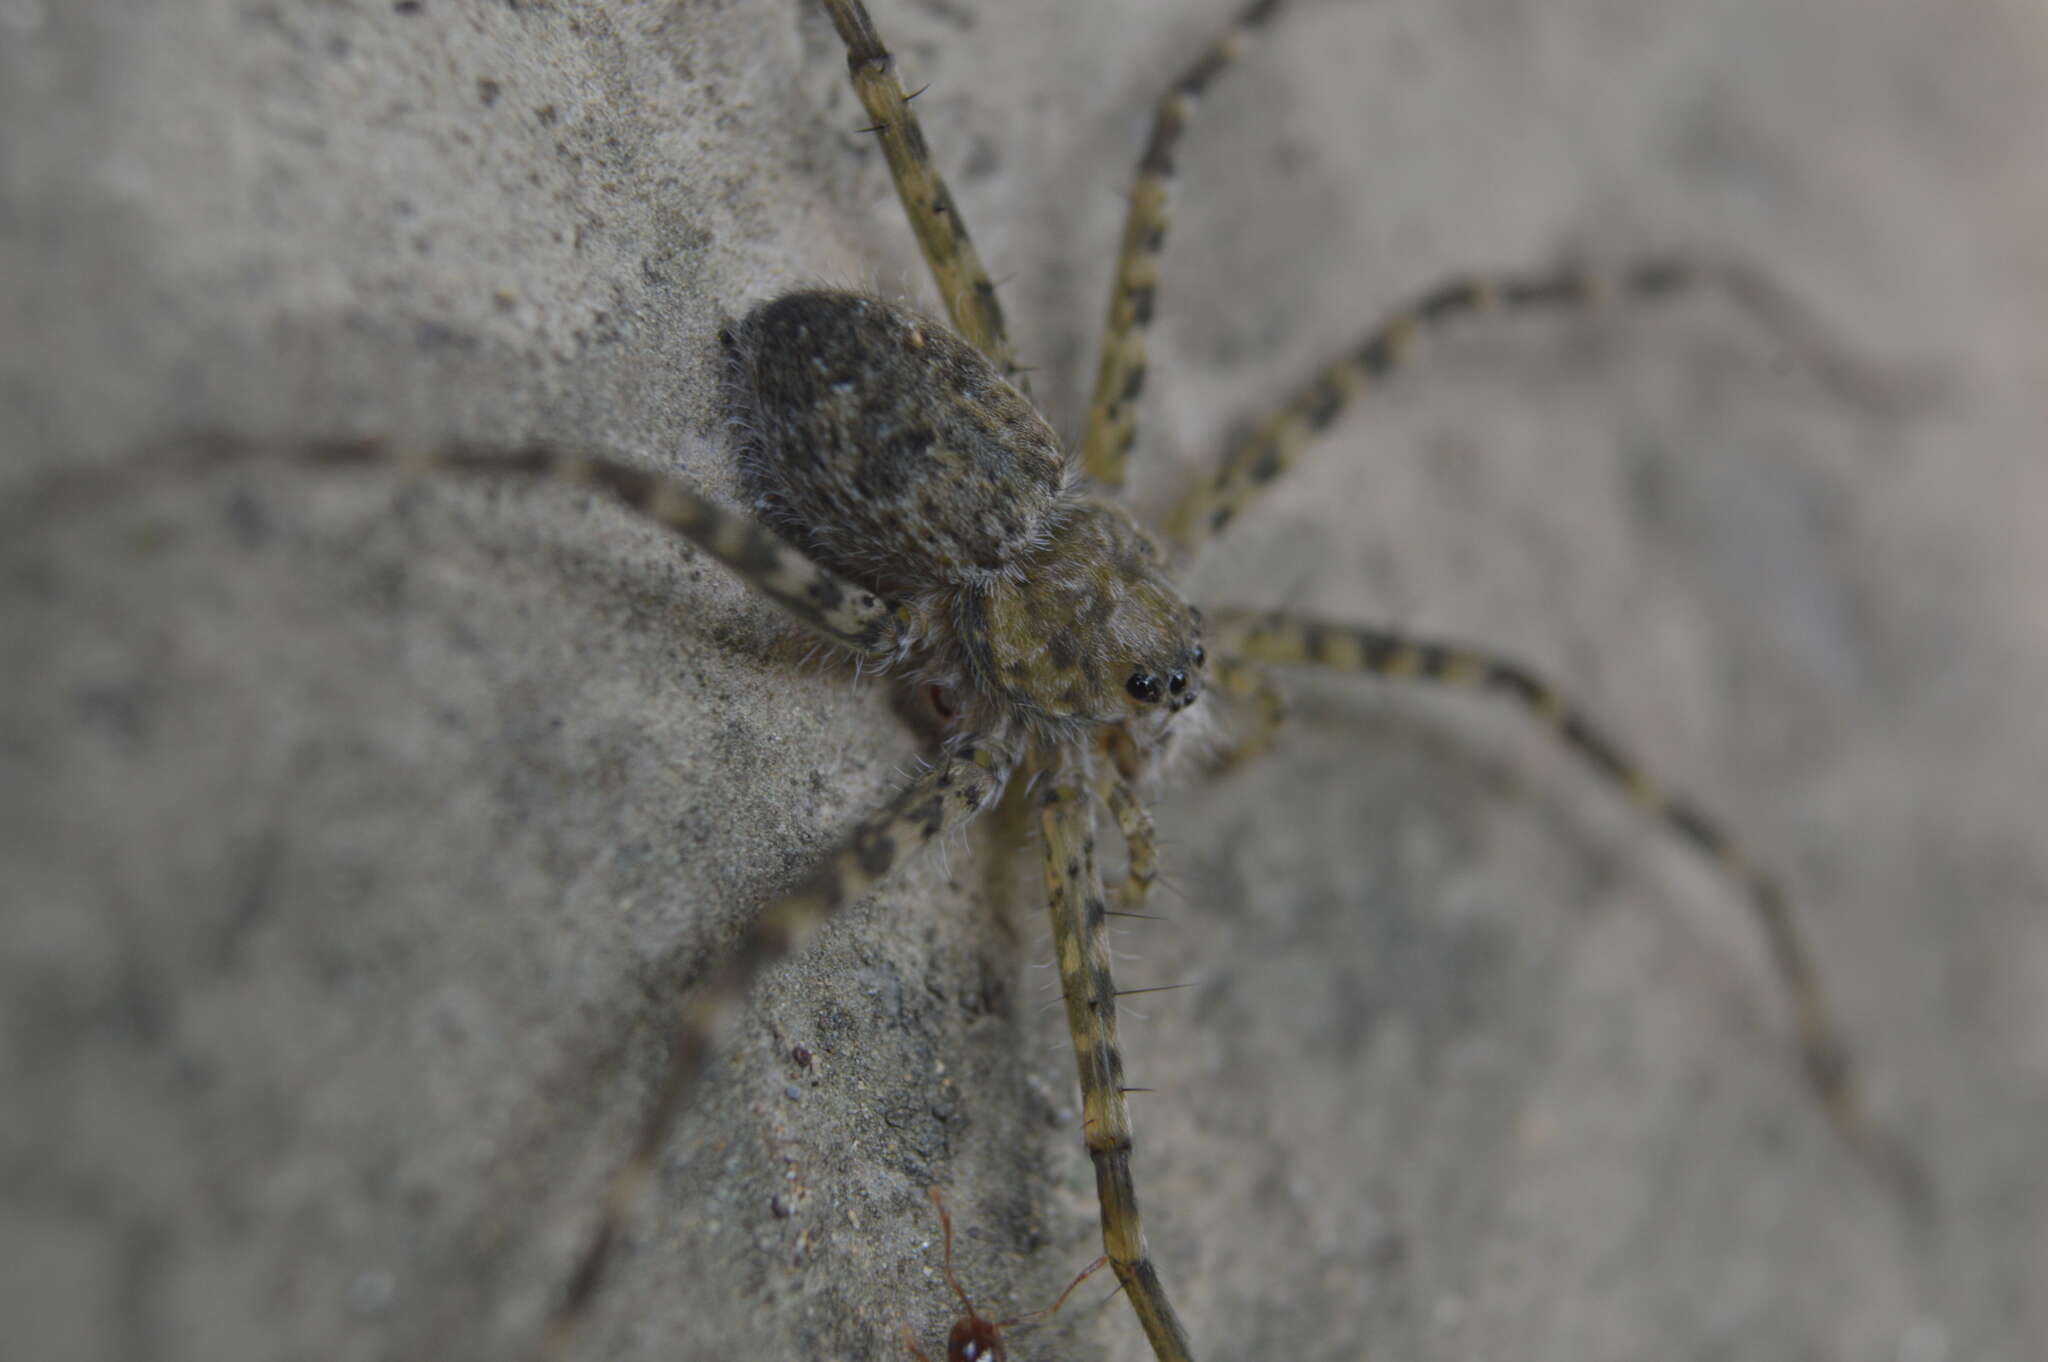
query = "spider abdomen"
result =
(725, 289, 1069, 594)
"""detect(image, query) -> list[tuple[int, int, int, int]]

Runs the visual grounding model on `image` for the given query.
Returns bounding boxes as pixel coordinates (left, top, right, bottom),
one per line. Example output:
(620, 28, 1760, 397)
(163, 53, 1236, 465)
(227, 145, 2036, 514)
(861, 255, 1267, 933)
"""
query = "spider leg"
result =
(1037, 765, 1195, 1362)
(1094, 729, 1158, 913)
(1079, 0, 1287, 492)
(1168, 258, 1834, 549)
(286, 432, 1018, 1353)
(1094, 760, 1158, 915)
(1204, 607, 1920, 1185)
(538, 740, 1013, 1361)
(821, 0, 1028, 389)
(303, 437, 918, 660)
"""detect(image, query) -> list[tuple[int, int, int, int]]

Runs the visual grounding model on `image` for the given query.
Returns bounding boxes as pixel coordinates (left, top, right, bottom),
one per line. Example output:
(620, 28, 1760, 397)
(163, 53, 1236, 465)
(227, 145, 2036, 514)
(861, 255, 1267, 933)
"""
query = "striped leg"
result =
(1093, 735, 1159, 914)
(821, 0, 1028, 388)
(304, 438, 917, 661)
(1206, 608, 1886, 1167)
(1079, 0, 1287, 490)
(538, 742, 1012, 1361)
(1038, 770, 1195, 1362)
(1169, 259, 1786, 548)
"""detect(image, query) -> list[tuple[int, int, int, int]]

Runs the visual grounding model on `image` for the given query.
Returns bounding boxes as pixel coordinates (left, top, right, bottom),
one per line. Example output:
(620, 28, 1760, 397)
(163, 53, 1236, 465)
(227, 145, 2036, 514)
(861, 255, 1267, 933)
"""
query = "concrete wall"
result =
(6, 1, 2044, 1358)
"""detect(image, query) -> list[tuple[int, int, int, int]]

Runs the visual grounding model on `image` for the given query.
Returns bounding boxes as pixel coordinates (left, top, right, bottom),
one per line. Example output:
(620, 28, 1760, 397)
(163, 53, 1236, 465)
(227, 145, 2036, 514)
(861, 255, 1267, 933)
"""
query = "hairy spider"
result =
(10, 1, 1952, 1359)
(269, 4, 1908, 1359)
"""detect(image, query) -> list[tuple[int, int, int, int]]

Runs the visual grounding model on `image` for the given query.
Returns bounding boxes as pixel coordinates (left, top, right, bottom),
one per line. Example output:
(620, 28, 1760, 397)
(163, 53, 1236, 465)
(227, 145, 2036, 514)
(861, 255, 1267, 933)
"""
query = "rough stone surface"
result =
(5, 2, 2044, 1360)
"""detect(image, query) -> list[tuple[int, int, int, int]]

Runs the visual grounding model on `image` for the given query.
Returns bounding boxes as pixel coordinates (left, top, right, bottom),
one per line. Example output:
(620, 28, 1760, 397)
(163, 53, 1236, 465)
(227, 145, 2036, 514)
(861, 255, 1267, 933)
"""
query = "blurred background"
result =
(4, 1, 2043, 1358)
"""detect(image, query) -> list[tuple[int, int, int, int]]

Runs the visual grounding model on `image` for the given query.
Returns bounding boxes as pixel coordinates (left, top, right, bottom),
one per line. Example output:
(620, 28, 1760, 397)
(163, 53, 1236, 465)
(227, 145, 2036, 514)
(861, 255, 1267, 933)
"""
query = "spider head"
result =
(972, 503, 1204, 736)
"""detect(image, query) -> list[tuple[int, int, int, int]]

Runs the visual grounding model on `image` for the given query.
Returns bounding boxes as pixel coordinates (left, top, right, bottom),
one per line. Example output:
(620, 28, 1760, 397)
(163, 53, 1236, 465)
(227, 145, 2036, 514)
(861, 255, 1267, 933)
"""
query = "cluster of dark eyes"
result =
(1125, 644, 1205, 706)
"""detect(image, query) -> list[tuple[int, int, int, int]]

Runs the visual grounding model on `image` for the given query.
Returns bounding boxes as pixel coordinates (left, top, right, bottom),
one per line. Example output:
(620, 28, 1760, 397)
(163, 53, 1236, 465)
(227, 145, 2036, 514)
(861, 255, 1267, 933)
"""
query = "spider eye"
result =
(1125, 672, 1163, 704)
(1168, 670, 1187, 694)
(1191, 644, 1206, 668)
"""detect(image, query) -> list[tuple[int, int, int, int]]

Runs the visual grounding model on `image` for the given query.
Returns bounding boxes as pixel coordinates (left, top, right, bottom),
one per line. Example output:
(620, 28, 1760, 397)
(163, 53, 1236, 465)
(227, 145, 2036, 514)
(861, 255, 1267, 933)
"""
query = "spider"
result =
(257, 3, 1910, 1359)
(8, 2, 1941, 1359)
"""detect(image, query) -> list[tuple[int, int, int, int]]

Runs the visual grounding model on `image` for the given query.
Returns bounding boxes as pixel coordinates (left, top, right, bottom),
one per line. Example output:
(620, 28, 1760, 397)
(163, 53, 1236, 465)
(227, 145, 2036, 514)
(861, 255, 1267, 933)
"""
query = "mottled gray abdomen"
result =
(723, 291, 1069, 593)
